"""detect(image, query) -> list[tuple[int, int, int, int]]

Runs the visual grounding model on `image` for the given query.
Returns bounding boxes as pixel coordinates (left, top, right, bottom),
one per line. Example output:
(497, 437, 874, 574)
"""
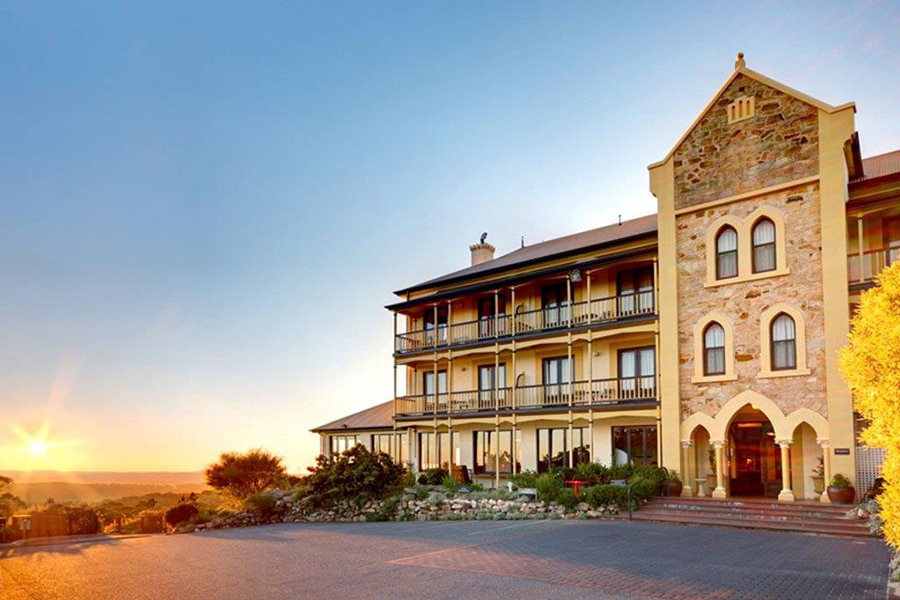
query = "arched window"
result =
(716, 227, 738, 279)
(703, 323, 726, 375)
(752, 218, 776, 273)
(771, 314, 796, 370)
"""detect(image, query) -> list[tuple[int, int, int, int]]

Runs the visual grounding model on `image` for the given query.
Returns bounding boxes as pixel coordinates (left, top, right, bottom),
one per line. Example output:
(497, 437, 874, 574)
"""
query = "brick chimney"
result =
(470, 232, 495, 266)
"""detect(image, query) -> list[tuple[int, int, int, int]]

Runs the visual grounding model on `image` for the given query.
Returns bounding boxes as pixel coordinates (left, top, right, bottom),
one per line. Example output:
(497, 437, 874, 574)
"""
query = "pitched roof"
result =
(310, 400, 394, 433)
(851, 150, 900, 183)
(394, 213, 658, 296)
(649, 62, 853, 170)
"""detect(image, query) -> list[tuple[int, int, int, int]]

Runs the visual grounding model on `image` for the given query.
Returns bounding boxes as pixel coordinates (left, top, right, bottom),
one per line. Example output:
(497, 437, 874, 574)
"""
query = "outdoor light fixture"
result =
(569, 269, 582, 283)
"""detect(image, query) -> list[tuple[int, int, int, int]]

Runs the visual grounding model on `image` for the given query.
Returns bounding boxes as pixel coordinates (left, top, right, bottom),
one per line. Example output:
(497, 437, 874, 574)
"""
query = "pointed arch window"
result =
(716, 227, 738, 279)
(703, 323, 726, 376)
(752, 218, 776, 273)
(771, 314, 796, 371)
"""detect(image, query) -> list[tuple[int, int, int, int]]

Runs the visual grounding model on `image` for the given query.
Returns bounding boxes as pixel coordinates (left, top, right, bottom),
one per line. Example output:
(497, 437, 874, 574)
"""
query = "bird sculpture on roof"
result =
(480, 232, 488, 244)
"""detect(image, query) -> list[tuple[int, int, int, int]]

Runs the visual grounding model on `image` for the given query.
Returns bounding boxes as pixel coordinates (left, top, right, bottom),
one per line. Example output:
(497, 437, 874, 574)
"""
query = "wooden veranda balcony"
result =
(395, 291, 655, 355)
(394, 377, 657, 418)
(848, 248, 899, 286)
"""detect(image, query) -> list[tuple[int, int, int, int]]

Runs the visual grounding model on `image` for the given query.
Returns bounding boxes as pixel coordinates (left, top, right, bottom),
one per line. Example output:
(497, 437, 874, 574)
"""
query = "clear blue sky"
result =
(2, 1, 898, 473)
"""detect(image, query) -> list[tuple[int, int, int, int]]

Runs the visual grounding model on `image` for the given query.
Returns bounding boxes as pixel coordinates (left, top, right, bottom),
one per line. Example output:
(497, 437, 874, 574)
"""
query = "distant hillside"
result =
(2, 471, 208, 505)
(9, 481, 209, 505)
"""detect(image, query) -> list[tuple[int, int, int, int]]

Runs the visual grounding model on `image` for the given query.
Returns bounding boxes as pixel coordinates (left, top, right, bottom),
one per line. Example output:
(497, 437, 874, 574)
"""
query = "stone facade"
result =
(673, 74, 819, 210)
(676, 182, 827, 420)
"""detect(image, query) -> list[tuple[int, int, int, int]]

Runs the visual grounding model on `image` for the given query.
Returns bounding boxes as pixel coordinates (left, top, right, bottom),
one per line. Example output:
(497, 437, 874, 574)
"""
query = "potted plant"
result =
(666, 470, 683, 497)
(826, 473, 855, 504)
(811, 456, 825, 494)
(706, 447, 717, 491)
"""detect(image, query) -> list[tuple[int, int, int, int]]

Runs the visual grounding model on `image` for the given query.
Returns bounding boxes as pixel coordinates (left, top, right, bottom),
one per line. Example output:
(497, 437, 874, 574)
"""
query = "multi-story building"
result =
(313, 54, 899, 501)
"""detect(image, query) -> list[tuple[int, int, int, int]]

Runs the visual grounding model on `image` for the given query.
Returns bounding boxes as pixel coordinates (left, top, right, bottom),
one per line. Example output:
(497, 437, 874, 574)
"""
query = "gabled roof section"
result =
(850, 149, 900, 184)
(393, 213, 658, 297)
(310, 400, 394, 433)
(649, 53, 855, 169)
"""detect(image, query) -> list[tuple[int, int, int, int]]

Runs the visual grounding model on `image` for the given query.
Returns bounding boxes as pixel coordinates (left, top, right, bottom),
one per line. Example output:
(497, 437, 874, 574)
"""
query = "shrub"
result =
(510, 470, 538, 488)
(417, 468, 448, 485)
(165, 503, 200, 528)
(304, 445, 407, 508)
(243, 493, 280, 521)
(441, 475, 458, 494)
(535, 473, 576, 508)
(583, 484, 633, 511)
(205, 448, 287, 499)
(574, 462, 611, 485)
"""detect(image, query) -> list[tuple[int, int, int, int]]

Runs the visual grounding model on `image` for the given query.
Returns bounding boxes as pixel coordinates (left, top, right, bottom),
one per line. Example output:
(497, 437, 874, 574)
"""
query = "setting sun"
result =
(28, 438, 49, 456)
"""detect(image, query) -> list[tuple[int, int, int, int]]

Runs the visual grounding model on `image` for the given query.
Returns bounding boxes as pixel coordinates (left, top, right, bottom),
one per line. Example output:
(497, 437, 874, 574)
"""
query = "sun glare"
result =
(28, 438, 49, 456)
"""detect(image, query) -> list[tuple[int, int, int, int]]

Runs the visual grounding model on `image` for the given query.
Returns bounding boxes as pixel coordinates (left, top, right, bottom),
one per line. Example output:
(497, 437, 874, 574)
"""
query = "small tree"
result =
(840, 262, 900, 549)
(205, 448, 287, 499)
(0, 476, 26, 518)
(304, 445, 406, 508)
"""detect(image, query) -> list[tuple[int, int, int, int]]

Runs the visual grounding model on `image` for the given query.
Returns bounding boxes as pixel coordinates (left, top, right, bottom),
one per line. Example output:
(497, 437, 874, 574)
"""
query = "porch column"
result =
(495, 423, 501, 489)
(680, 440, 694, 497)
(818, 439, 832, 503)
(567, 419, 574, 469)
(857, 216, 864, 282)
(712, 441, 727, 499)
(777, 440, 795, 502)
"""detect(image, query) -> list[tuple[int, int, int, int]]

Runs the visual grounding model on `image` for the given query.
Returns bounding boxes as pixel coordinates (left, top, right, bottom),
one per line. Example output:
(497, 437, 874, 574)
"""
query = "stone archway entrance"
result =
(728, 406, 781, 497)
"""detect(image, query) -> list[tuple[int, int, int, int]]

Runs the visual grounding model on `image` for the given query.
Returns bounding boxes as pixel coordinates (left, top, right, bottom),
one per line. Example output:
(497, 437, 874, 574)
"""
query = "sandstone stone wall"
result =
(676, 183, 827, 421)
(673, 74, 819, 210)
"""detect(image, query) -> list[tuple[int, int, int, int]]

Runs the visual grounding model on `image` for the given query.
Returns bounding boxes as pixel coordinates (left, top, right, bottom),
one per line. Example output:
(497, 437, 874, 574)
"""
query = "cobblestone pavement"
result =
(0, 520, 891, 599)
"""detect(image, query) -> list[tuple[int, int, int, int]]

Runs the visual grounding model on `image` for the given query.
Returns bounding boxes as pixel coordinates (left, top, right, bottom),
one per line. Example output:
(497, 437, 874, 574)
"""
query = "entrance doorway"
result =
(729, 418, 782, 497)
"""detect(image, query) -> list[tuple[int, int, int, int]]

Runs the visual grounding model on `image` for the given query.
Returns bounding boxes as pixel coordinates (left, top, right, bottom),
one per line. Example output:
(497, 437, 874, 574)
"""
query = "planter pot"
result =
(811, 476, 825, 494)
(827, 486, 855, 504)
(666, 481, 683, 497)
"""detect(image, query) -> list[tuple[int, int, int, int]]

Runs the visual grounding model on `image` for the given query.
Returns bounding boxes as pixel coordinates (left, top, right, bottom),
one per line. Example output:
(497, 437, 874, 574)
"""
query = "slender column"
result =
(819, 439, 832, 503)
(568, 418, 574, 468)
(777, 440, 795, 502)
(712, 441, 727, 498)
(680, 441, 694, 497)
(512, 422, 518, 476)
(495, 423, 501, 489)
(857, 216, 864, 282)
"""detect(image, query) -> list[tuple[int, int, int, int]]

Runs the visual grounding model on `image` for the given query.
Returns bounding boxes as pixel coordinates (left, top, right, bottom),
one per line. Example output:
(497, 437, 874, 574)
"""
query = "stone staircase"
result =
(630, 496, 875, 538)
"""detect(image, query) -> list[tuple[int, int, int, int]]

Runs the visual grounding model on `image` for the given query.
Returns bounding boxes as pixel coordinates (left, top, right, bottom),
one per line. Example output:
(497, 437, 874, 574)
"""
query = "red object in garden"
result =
(565, 479, 588, 496)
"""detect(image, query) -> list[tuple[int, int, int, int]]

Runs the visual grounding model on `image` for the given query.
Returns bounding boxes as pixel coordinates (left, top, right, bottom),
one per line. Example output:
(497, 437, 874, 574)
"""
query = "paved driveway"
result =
(0, 520, 891, 599)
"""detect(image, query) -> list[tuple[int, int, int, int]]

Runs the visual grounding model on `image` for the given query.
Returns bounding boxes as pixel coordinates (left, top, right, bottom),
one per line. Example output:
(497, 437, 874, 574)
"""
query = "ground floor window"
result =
(372, 433, 393, 455)
(473, 430, 521, 474)
(330, 435, 359, 455)
(537, 427, 590, 473)
(419, 431, 460, 471)
(397, 433, 409, 467)
(612, 426, 657, 466)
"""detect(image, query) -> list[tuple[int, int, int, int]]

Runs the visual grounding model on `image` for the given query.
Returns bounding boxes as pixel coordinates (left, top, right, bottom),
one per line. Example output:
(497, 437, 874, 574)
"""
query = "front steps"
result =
(630, 496, 875, 538)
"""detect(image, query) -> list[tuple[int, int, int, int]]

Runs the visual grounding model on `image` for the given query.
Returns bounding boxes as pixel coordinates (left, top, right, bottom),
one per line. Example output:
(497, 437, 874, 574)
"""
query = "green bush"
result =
(165, 503, 200, 528)
(535, 473, 576, 508)
(304, 445, 407, 508)
(416, 468, 448, 485)
(243, 493, 280, 521)
(510, 470, 538, 488)
(582, 484, 633, 511)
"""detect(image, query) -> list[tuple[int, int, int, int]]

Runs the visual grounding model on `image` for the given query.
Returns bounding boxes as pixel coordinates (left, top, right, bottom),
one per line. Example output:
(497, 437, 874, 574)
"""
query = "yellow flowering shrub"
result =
(840, 262, 900, 549)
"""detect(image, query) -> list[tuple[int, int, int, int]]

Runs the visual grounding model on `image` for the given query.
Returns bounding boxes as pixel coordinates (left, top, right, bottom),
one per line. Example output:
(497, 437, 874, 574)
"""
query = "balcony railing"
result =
(394, 377, 656, 417)
(395, 291, 655, 354)
(848, 248, 899, 285)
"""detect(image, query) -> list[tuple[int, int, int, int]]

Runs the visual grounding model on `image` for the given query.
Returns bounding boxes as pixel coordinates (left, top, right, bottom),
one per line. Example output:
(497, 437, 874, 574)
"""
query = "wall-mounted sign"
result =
(834, 448, 851, 455)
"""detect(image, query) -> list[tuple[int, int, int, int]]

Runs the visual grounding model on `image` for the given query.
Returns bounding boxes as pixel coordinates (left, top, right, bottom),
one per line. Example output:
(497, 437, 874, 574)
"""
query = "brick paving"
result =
(0, 519, 891, 599)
